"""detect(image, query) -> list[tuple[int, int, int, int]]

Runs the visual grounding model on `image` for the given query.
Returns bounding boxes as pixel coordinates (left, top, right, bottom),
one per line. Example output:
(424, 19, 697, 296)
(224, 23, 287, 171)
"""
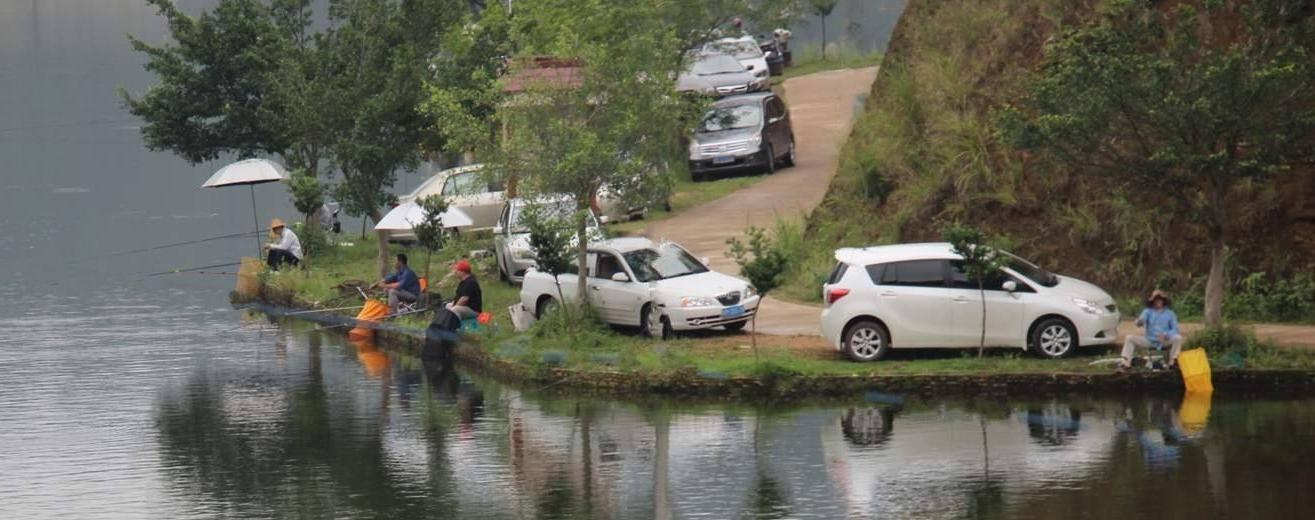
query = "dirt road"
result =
(646, 67, 878, 336)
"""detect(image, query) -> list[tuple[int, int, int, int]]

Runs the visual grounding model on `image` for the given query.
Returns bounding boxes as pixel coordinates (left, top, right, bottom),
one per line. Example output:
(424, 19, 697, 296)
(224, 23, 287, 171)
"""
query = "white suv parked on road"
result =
(820, 243, 1120, 361)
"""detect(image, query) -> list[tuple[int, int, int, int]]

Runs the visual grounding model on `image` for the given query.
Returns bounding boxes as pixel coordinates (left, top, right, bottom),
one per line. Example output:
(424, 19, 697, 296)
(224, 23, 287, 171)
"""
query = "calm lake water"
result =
(3, 2, 1315, 519)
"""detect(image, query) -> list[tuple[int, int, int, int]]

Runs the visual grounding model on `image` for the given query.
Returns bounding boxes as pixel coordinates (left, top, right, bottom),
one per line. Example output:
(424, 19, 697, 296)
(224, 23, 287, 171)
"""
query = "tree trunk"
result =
(575, 210, 590, 310)
(820, 15, 827, 61)
(1204, 231, 1226, 327)
(370, 209, 390, 279)
(978, 284, 987, 358)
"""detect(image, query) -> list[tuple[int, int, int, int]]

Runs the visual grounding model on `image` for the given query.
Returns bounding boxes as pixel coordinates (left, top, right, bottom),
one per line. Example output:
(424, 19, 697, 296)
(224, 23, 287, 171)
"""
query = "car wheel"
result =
(536, 297, 559, 320)
(764, 144, 777, 175)
(723, 320, 747, 333)
(783, 138, 796, 167)
(1031, 318, 1077, 359)
(642, 304, 674, 339)
(691, 170, 706, 183)
(843, 320, 890, 362)
(498, 259, 509, 282)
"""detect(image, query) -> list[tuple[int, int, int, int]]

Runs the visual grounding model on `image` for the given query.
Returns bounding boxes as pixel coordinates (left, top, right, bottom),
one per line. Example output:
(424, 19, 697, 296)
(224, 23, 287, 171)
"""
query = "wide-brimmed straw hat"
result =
(1146, 289, 1171, 307)
(270, 218, 286, 230)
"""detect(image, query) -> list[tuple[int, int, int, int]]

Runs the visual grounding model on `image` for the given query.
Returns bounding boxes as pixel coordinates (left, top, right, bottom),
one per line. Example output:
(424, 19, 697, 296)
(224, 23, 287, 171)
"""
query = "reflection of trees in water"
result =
(153, 335, 457, 517)
(840, 407, 895, 448)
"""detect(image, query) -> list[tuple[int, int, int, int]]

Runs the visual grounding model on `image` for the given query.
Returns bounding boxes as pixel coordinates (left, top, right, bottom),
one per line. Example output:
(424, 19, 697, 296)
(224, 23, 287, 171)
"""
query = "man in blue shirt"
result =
(1120, 290, 1184, 369)
(372, 253, 421, 312)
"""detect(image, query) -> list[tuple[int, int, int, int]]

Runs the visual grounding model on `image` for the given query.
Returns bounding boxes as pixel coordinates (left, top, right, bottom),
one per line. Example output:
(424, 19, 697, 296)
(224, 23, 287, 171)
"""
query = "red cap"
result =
(454, 259, 471, 274)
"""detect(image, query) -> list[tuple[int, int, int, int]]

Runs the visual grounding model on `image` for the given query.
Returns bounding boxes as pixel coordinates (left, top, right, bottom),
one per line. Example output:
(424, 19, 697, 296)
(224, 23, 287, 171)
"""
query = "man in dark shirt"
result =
(447, 259, 482, 319)
(372, 253, 421, 312)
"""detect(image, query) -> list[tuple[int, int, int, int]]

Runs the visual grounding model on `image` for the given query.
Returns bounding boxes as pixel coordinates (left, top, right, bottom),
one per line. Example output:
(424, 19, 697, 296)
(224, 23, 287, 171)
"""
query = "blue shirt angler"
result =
(1138, 306, 1180, 349)
(385, 264, 422, 296)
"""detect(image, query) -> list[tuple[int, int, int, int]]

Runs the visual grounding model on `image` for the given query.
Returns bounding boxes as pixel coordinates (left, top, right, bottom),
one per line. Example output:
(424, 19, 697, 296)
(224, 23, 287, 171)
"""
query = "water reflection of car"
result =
(518, 237, 760, 337)
(492, 196, 605, 284)
(704, 36, 771, 79)
(820, 243, 1121, 362)
(841, 407, 896, 447)
(394, 164, 505, 239)
(676, 52, 767, 97)
(687, 92, 795, 181)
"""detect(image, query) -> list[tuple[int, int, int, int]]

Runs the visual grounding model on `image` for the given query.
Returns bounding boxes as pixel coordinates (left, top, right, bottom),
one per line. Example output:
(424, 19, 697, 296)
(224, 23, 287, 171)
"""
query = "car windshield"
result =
(1005, 252, 1059, 287)
(707, 40, 762, 59)
(698, 103, 761, 132)
(622, 243, 708, 283)
(692, 54, 744, 75)
(509, 200, 588, 233)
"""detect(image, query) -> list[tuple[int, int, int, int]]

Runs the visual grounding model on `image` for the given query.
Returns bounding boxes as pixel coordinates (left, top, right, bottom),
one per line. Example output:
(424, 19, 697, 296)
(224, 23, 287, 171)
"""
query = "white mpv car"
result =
(820, 243, 1120, 361)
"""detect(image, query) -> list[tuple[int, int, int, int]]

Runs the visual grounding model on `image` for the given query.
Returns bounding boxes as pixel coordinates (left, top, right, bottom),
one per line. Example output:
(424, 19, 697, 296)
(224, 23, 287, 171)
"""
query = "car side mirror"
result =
(1002, 280, 1017, 292)
(492, 225, 504, 234)
(598, 215, 610, 225)
(610, 272, 630, 283)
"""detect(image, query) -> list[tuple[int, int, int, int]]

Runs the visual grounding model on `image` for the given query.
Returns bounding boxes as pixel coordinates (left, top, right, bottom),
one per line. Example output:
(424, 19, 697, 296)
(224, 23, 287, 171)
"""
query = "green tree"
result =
(411, 195, 451, 281)
(288, 169, 325, 226)
(727, 225, 789, 356)
(519, 203, 574, 318)
(320, 0, 460, 277)
(123, 0, 334, 178)
(943, 224, 1006, 358)
(998, 0, 1315, 327)
(811, 0, 838, 60)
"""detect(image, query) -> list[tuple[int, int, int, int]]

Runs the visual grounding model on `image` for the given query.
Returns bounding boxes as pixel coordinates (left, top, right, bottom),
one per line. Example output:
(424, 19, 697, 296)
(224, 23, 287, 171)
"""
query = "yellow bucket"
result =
(1178, 348, 1213, 394)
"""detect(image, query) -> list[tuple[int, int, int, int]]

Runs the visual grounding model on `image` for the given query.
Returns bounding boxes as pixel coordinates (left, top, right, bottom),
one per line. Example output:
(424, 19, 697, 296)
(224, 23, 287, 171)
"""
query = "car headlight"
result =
(744, 285, 758, 298)
(512, 247, 535, 260)
(748, 134, 762, 149)
(680, 296, 717, 308)
(1072, 297, 1106, 315)
(688, 140, 700, 158)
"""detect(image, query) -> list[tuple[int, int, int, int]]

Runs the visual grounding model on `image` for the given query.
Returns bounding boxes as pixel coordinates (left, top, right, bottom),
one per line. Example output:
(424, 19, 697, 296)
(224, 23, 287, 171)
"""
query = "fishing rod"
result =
(102, 230, 265, 259)
(148, 261, 244, 277)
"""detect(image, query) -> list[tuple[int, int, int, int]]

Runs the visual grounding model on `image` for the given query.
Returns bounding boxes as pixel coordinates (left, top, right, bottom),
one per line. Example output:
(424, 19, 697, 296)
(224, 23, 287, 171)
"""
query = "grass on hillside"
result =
(776, 43, 883, 83)
(609, 175, 768, 236)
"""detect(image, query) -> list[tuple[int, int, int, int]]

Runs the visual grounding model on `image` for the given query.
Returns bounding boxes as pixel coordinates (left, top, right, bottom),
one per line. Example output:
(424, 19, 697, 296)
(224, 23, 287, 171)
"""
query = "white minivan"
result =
(820, 243, 1121, 361)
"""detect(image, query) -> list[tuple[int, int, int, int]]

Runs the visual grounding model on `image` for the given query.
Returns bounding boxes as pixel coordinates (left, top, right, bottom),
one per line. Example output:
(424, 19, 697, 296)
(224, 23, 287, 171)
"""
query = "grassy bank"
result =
(254, 240, 1315, 384)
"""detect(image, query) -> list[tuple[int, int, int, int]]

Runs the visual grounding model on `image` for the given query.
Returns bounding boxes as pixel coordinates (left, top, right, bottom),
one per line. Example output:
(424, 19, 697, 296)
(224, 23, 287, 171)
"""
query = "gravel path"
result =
(645, 67, 878, 336)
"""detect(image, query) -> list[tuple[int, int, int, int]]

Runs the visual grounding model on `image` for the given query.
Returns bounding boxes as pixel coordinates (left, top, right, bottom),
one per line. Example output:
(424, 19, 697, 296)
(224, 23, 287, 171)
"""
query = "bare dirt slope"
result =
(645, 67, 878, 336)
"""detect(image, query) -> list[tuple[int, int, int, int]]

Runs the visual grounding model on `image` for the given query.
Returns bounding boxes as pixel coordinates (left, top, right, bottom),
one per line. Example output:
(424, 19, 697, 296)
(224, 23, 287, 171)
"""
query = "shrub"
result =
(1188, 325, 1271, 356)
(727, 226, 789, 294)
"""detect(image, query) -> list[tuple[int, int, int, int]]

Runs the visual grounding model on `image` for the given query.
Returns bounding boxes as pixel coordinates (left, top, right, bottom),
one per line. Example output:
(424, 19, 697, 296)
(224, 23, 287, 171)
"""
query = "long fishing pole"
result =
(103, 230, 264, 259)
(148, 261, 244, 277)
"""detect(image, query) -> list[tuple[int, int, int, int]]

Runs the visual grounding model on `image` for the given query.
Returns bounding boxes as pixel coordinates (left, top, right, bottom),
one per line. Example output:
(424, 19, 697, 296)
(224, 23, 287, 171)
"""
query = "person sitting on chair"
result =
(446, 259, 482, 320)
(372, 253, 421, 313)
(263, 218, 302, 270)
(1120, 290, 1184, 370)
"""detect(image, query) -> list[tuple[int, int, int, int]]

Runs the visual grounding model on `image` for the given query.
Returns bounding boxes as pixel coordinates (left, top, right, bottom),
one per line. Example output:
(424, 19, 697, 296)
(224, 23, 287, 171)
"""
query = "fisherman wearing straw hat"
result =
(263, 218, 303, 270)
(1119, 289, 1184, 370)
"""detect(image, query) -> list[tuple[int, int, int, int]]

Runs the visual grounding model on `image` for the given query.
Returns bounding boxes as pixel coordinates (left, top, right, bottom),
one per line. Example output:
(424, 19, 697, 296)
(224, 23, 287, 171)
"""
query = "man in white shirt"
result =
(264, 218, 303, 270)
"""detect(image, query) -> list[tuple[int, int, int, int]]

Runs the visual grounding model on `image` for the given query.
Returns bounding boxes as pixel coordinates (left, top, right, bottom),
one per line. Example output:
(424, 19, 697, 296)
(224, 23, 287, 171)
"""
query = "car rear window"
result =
(879, 260, 946, 287)
(826, 262, 849, 284)
(865, 263, 885, 285)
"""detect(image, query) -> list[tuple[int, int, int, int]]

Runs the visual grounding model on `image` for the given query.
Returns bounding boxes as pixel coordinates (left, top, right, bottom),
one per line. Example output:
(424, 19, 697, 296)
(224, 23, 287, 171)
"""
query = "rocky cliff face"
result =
(805, 0, 1315, 295)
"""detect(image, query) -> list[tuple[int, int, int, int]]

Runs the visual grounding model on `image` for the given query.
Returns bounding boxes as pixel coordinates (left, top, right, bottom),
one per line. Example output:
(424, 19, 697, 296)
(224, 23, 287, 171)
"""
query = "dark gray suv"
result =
(687, 92, 795, 182)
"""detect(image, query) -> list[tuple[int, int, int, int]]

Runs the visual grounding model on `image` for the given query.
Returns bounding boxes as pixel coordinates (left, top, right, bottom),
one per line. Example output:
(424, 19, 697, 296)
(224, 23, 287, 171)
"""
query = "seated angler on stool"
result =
(372, 253, 421, 313)
(446, 259, 482, 320)
(264, 218, 302, 270)
(1120, 289, 1184, 370)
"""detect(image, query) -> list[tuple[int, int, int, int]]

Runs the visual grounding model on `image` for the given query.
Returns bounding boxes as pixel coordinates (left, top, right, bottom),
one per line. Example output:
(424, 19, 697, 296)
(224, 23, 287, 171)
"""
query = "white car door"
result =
(948, 261, 1027, 347)
(493, 203, 511, 277)
(587, 252, 648, 326)
(874, 259, 955, 348)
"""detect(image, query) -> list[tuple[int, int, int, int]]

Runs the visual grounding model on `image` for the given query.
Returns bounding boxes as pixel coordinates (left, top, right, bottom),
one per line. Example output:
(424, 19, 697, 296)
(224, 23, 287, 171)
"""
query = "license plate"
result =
(721, 305, 745, 318)
(712, 156, 735, 165)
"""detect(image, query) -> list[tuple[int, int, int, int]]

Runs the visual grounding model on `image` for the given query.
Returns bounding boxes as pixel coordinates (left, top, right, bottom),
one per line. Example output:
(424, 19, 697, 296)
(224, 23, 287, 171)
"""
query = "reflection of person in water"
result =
(1025, 406, 1082, 446)
(840, 407, 896, 447)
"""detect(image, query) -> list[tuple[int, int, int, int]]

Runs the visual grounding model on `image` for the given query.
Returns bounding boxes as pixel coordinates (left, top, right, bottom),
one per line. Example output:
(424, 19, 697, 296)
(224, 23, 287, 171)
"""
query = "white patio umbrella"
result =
(201, 158, 289, 254)
(374, 201, 473, 232)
